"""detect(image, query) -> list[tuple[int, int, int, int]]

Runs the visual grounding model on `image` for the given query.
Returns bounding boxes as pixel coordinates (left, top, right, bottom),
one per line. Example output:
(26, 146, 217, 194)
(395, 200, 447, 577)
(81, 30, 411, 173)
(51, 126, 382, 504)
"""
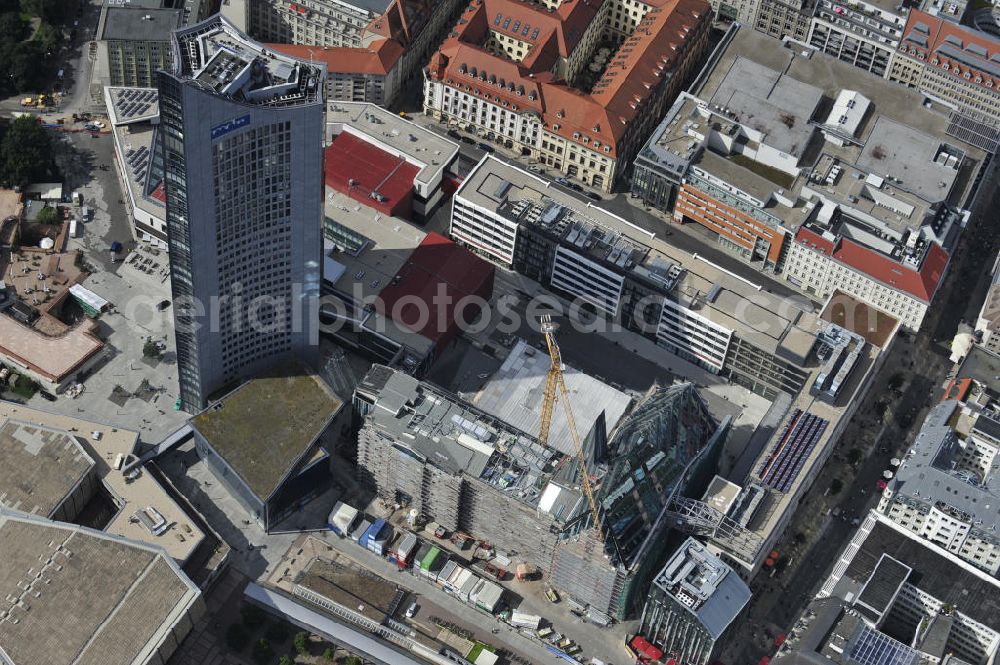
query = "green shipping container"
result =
(420, 546, 441, 571)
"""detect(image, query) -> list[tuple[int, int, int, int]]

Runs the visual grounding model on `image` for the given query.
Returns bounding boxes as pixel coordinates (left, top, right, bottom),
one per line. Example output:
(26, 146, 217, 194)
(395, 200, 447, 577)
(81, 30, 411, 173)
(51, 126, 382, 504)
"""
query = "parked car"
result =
(460, 136, 477, 145)
(556, 177, 570, 186)
(477, 142, 495, 153)
(38, 390, 56, 402)
(447, 129, 461, 139)
(586, 192, 602, 201)
(569, 182, 583, 192)
(527, 165, 543, 173)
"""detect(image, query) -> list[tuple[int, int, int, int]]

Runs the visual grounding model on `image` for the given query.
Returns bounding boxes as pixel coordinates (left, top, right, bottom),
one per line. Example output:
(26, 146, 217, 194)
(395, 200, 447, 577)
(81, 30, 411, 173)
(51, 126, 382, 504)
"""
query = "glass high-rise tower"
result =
(158, 15, 324, 411)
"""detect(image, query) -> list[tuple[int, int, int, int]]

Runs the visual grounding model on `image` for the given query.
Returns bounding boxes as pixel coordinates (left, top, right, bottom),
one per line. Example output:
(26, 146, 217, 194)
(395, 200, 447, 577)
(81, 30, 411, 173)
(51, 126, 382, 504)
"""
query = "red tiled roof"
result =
(377, 233, 495, 347)
(324, 133, 419, 217)
(796, 227, 950, 302)
(268, 39, 405, 76)
(943, 377, 972, 401)
(899, 10, 1000, 92)
(428, 0, 709, 157)
(366, 0, 430, 43)
(590, 0, 706, 124)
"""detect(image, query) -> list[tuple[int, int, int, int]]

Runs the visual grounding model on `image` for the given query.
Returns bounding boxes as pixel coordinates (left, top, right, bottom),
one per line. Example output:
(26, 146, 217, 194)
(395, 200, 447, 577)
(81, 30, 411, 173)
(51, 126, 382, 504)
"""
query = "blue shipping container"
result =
(361, 518, 386, 550)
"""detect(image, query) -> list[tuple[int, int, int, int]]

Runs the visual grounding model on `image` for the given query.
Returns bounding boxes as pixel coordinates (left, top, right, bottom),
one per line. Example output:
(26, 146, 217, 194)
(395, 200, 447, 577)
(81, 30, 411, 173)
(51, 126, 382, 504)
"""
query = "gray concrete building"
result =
(876, 399, 1000, 576)
(190, 369, 344, 530)
(158, 15, 325, 410)
(775, 511, 1000, 664)
(98, 6, 182, 87)
(638, 538, 751, 665)
(753, 0, 814, 42)
(0, 510, 204, 665)
(807, 0, 914, 77)
(354, 365, 572, 572)
(0, 419, 98, 524)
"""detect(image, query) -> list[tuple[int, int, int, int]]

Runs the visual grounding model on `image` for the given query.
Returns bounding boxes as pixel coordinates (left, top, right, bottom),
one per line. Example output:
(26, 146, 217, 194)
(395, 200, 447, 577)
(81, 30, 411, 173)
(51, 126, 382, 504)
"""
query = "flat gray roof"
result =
(855, 116, 964, 204)
(456, 156, 818, 354)
(100, 7, 181, 41)
(708, 56, 823, 158)
(833, 513, 1000, 633)
(0, 512, 199, 665)
(472, 339, 632, 458)
(653, 537, 751, 639)
(888, 400, 1000, 532)
(695, 27, 987, 204)
(339, 0, 393, 15)
(0, 419, 94, 518)
(191, 369, 343, 500)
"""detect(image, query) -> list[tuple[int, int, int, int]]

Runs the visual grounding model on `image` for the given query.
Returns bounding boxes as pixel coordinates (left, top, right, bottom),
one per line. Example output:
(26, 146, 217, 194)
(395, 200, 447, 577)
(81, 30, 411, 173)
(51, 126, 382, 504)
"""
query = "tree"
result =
(32, 21, 59, 54)
(0, 40, 48, 93)
(847, 448, 864, 466)
(830, 478, 844, 495)
(0, 11, 25, 43)
(293, 631, 310, 657)
(322, 648, 335, 662)
(265, 620, 291, 645)
(240, 603, 267, 630)
(278, 656, 295, 665)
(34, 204, 57, 225)
(20, 0, 70, 24)
(341, 656, 362, 665)
(142, 339, 162, 359)
(225, 623, 250, 652)
(888, 372, 905, 391)
(0, 115, 54, 185)
(251, 638, 272, 665)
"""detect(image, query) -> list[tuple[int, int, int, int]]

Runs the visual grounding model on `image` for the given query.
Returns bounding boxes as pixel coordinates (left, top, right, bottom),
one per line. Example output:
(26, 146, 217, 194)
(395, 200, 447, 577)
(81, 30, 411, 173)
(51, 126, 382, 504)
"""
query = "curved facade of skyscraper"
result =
(157, 15, 325, 410)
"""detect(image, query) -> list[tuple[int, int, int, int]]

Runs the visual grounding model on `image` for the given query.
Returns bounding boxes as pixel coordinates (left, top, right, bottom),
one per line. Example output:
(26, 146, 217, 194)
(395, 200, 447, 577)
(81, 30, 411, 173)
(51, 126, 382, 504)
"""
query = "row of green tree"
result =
(0, 0, 77, 94)
(0, 115, 59, 186)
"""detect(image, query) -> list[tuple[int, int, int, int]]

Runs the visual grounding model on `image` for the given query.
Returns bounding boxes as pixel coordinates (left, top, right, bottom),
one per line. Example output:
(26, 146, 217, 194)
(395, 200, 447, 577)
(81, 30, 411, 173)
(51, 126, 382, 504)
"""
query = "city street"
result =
(406, 110, 812, 307)
(720, 158, 1000, 664)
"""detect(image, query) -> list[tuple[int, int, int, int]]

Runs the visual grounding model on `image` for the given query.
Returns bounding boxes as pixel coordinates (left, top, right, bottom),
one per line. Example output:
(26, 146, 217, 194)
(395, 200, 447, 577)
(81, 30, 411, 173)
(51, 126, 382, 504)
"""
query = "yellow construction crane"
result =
(538, 315, 604, 541)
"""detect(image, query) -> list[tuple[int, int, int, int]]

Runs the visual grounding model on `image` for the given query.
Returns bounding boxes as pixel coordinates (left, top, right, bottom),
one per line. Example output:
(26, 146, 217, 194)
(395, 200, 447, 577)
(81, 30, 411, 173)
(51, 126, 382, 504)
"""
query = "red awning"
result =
(630, 636, 663, 661)
(758, 658, 771, 665)
(631, 636, 652, 651)
(775, 633, 787, 647)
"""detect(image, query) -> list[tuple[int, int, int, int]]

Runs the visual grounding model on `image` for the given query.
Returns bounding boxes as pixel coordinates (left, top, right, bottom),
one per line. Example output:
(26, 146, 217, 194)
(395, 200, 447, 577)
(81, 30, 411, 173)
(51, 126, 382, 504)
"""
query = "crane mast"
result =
(538, 315, 604, 542)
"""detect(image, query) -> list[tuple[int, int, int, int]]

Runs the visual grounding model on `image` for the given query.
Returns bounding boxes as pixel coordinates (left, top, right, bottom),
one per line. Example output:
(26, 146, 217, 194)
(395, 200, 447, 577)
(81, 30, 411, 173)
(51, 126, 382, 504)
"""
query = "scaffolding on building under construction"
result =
(662, 495, 764, 564)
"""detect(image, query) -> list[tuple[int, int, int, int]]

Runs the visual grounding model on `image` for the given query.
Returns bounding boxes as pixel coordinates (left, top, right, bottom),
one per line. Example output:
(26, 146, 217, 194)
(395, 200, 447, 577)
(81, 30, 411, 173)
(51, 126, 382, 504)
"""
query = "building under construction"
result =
(550, 382, 727, 620)
(354, 365, 579, 568)
(354, 362, 727, 621)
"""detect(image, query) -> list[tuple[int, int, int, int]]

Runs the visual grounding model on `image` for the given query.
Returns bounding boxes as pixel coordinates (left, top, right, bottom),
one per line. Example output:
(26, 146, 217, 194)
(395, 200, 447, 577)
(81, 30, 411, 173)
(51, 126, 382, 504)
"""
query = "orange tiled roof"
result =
(366, 0, 431, 44)
(590, 0, 706, 123)
(268, 40, 405, 76)
(900, 10, 1000, 92)
(428, 0, 709, 156)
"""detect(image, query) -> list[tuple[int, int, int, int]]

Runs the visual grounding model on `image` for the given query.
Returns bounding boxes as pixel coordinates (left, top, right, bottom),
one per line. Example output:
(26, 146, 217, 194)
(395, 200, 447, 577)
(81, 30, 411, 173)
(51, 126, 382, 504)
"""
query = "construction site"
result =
(354, 317, 744, 621)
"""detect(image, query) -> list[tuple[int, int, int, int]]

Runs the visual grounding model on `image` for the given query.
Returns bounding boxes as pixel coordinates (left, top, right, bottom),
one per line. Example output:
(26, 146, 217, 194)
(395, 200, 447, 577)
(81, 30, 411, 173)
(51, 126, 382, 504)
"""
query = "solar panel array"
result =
(757, 409, 829, 493)
(116, 88, 157, 120)
(126, 145, 150, 185)
(848, 625, 920, 665)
